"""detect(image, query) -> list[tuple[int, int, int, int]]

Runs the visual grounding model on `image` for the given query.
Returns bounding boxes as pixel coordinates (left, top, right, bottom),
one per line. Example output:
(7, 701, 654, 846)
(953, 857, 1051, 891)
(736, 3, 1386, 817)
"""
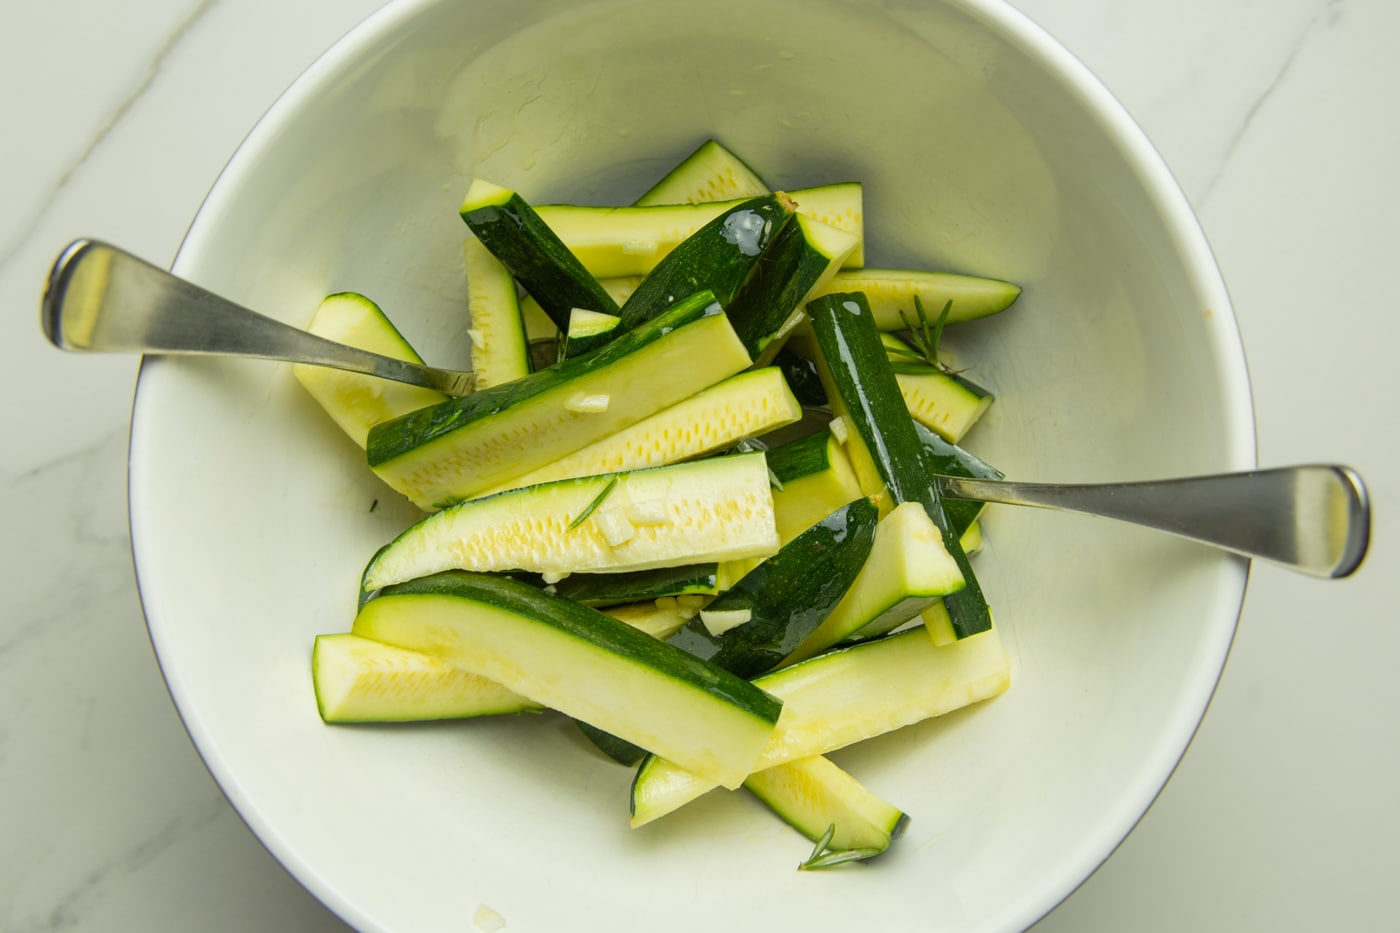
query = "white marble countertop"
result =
(2, 0, 1395, 929)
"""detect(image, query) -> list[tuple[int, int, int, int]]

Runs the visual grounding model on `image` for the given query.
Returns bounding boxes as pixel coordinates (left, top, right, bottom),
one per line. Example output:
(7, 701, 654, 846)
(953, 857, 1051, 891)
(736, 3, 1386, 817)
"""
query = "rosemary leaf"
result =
(567, 476, 620, 530)
(796, 823, 883, 871)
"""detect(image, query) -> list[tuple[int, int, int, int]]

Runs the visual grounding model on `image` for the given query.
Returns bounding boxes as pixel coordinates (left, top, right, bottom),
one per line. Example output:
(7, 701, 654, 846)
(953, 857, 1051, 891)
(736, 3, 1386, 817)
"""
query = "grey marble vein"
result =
(0, 426, 131, 662)
(1196, 0, 1345, 206)
(0, 0, 220, 276)
(8, 793, 229, 933)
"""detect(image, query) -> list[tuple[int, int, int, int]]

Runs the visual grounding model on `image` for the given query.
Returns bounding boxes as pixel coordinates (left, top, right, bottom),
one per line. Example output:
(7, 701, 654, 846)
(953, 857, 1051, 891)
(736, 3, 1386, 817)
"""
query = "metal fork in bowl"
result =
(42, 239, 479, 396)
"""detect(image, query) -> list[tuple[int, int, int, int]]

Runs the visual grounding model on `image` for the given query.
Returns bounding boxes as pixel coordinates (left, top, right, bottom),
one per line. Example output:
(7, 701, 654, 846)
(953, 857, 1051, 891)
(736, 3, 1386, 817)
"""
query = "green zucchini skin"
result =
(612, 195, 795, 337)
(542, 564, 720, 607)
(724, 213, 858, 359)
(460, 180, 619, 332)
(914, 422, 1003, 536)
(577, 721, 651, 766)
(805, 292, 992, 639)
(772, 347, 828, 407)
(765, 430, 835, 485)
(665, 497, 879, 679)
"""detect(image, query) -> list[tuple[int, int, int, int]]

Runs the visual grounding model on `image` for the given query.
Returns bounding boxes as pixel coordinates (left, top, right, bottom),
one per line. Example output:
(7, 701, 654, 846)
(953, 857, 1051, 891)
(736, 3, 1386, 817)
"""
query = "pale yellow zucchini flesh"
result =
(464, 235, 531, 389)
(814, 269, 1022, 329)
(312, 632, 539, 722)
(745, 755, 908, 854)
(362, 454, 780, 589)
(894, 369, 994, 445)
(480, 367, 802, 496)
(292, 293, 449, 448)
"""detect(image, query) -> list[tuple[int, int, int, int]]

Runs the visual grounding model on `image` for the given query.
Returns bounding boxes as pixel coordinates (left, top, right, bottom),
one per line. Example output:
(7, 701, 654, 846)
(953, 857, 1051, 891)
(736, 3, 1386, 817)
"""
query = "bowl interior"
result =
(130, 0, 1254, 930)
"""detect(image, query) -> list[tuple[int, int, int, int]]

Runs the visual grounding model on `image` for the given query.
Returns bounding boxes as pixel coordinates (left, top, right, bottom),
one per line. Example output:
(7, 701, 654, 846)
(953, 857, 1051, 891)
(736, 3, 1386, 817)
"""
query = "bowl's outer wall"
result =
(132, 0, 1253, 930)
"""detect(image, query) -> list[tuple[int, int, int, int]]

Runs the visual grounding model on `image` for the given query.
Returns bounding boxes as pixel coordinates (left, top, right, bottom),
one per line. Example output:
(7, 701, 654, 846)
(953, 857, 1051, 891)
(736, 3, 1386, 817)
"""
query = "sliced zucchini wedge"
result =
(480, 367, 802, 497)
(781, 501, 964, 665)
(630, 626, 1011, 825)
(352, 572, 781, 789)
(459, 178, 619, 332)
(463, 235, 530, 389)
(312, 632, 540, 722)
(292, 292, 449, 448)
(519, 276, 642, 345)
(815, 269, 1022, 329)
(559, 307, 622, 360)
(746, 756, 909, 858)
(804, 292, 992, 639)
(765, 430, 865, 544)
(611, 194, 795, 338)
(893, 362, 994, 445)
(361, 453, 779, 589)
(664, 497, 879, 679)
(534, 183, 864, 279)
(635, 139, 770, 206)
(366, 290, 751, 509)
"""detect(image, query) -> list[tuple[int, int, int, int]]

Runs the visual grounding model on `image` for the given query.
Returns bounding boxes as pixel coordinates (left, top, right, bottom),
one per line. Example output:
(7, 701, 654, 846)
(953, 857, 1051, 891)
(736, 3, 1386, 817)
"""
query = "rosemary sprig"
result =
(899, 295, 953, 370)
(567, 476, 619, 530)
(796, 823, 884, 871)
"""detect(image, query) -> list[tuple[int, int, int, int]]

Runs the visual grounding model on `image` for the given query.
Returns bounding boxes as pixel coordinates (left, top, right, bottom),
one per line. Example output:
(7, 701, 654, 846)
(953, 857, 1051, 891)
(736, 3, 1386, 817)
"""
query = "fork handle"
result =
(41, 239, 476, 395)
(937, 465, 1370, 578)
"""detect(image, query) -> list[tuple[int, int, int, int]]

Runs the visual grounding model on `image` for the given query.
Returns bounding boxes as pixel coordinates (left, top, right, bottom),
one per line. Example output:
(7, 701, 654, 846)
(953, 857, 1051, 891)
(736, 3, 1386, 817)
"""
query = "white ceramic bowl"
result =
(129, 0, 1255, 930)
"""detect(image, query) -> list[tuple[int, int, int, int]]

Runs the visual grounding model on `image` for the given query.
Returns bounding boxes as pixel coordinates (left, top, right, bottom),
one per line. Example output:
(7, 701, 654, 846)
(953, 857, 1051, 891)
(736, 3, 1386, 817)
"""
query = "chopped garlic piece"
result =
(625, 498, 670, 526)
(565, 392, 611, 413)
(541, 570, 570, 585)
(828, 416, 849, 445)
(594, 508, 636, 546)
(473, 904, 506, 932)
(699, 608, 752, 637)
(466, 328, 486, 350)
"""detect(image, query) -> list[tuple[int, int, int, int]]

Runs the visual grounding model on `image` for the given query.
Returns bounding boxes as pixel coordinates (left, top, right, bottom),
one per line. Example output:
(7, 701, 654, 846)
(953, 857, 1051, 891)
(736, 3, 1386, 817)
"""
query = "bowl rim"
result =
(128, 0, 1257, 930)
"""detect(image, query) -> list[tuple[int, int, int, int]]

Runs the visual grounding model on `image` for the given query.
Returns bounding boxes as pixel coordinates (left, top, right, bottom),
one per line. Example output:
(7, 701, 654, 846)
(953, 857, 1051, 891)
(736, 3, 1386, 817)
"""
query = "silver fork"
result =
(41, 239, 479, 396)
